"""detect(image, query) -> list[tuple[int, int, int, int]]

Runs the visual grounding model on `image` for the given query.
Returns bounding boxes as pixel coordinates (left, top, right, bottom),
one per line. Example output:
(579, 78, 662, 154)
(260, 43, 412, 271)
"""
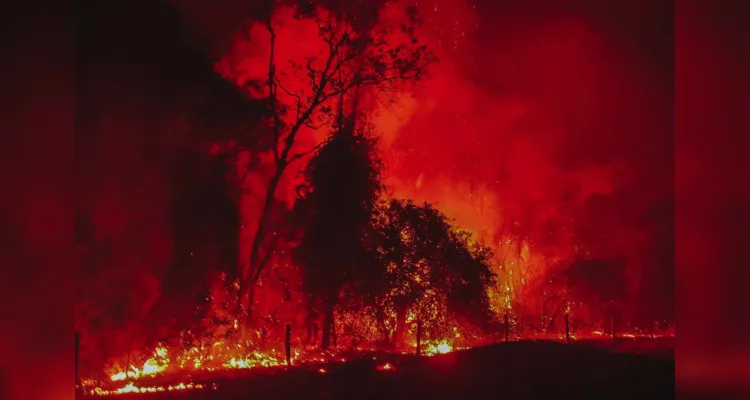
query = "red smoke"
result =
(75, 1, 672, 376)
(212, 0, 672, 323)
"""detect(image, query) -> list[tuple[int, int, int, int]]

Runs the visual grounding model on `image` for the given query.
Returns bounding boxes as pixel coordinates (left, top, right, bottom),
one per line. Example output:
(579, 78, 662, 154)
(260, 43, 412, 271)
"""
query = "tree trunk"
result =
(416, 320, 422, 356)
(393, 306, 408, 350)
(376, 306, 389, 344)
(240, 162, 286, 326)
(546, 302, 567, 335)
(239, 59, 333, 327)
(236, 283, 256, 331)
(75, 332, 80, 389)
(305, 301, 318, 345)
(285, 324, 292, 366)
(320, 300, 335, 349)
(332, 319, 337, 347)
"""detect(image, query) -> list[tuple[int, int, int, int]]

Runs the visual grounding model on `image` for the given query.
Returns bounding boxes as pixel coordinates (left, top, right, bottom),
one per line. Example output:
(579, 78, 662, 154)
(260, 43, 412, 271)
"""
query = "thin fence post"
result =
(564, 314, 570, 344)
(416, 320, 422, 356)
(504, 313, 509, 342)
(285, 324, 292, 366)
(75, 331, 80, 390)
(610, 315, 616, 343)
(332, 320, 337, 348)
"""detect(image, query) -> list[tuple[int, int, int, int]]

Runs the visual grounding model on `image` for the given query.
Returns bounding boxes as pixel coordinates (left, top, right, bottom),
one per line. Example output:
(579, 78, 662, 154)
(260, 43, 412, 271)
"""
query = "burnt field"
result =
(81, 338, 675, 400)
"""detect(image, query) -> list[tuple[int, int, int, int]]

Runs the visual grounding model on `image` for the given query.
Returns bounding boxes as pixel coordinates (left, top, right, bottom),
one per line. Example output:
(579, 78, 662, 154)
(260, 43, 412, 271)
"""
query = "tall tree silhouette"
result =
(291, 102, 383, 349)
(223, 4, 436, 322)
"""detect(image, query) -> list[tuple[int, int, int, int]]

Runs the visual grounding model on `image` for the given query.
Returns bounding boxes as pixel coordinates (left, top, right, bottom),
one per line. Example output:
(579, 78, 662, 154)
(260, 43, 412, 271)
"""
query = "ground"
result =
(83, 338, 675, 399)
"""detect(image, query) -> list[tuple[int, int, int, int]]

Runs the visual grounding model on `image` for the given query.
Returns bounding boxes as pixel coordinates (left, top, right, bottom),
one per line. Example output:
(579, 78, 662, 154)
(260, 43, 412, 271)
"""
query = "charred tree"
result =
(291, 103, 383, 349)
(393, 304, 409, 349)
(228, 3, 436, 323)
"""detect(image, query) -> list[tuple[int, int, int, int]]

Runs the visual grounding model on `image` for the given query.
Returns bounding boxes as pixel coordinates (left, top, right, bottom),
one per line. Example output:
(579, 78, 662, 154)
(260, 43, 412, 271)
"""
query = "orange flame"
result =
(376, 362, 395, 371)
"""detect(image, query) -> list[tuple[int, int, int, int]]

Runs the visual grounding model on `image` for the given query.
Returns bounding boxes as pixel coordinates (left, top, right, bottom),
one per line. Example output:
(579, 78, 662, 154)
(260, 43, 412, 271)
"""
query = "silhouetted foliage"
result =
(363, 199, 496, 346)
(291, 112, 384, 348)
(232, 5, 436, 320)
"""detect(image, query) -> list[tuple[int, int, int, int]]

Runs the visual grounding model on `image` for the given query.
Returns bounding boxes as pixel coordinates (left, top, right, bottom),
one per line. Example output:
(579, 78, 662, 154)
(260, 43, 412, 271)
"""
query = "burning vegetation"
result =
(76, 0, 674, 397)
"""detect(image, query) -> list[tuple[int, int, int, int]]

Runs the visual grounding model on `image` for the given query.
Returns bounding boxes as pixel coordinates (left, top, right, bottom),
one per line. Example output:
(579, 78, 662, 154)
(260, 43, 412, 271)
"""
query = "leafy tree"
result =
(365, 199, 496, 348)
(290, 102, 384, 349)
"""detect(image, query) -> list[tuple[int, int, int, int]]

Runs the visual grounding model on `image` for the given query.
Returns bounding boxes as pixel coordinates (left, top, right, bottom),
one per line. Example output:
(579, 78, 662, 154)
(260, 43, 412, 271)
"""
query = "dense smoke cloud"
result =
(377, 0, 672, 323)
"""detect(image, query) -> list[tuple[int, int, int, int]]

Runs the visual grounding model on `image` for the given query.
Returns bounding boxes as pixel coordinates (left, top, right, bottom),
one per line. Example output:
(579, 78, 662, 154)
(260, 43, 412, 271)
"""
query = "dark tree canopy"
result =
(291, 109, 384, 348)
(232, 3, 436, 321)
(364, 199, 497, 344)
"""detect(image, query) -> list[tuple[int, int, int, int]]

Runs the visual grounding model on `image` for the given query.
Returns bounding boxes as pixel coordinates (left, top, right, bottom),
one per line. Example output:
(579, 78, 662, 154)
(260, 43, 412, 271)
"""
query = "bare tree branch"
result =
(303, 120, 324, 130)
(275, 77, 302, 120)
(253, 236, 277, 286)
(265, 19, 281, 164)
(239, 9, 436, 324)
(287, 140, 327, 164)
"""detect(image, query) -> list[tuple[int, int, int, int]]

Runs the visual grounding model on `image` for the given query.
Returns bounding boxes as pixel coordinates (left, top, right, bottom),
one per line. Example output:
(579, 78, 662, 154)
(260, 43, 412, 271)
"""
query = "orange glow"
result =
(436, 342, 452, 354)
(376, 362, 395, 371)
(84, 327, 673, 395)
(109, 345, 168, 382)
(77, 0, 674, 396)
(90, 382, 207, 396)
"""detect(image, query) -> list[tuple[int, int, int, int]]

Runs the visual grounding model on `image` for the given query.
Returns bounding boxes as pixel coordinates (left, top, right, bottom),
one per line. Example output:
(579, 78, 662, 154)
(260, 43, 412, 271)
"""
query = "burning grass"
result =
(78, 257, 674, 398)
(78, 333, 675, 399)
(79, 322, 673, 397)
(79, 269, 674, 397)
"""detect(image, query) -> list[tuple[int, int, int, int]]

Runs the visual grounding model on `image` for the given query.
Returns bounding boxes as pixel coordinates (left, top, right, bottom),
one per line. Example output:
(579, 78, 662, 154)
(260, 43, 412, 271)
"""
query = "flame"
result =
(422, 340, 456, 356)
(436, 342, 452, 354)
(109, 345, 168, 381)
(78, 1, 674, 396)
(376, 362, 395, 371)
(86, 325, 673, 396)
(90, 382, 207, 396)
(107, 344, 285, 384)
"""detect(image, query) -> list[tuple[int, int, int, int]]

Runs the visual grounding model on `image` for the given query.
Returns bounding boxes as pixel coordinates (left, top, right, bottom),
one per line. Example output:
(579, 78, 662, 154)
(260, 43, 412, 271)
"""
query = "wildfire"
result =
(106, 342, 294, 384)
(91, 382, 207, 396)
(423, 340, 454, 356)
(83, 325, 674, 397)
(109, 345, 168, 381)
(76, 0, 675, 397)
(376, 362, 395, 371)
(86, 335, 352, 397)
(436, 342, 453, 354)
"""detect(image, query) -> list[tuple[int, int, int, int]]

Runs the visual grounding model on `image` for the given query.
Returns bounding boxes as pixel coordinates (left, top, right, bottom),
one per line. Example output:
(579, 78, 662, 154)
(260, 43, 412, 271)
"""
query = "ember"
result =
(377, 363, 395, 372)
